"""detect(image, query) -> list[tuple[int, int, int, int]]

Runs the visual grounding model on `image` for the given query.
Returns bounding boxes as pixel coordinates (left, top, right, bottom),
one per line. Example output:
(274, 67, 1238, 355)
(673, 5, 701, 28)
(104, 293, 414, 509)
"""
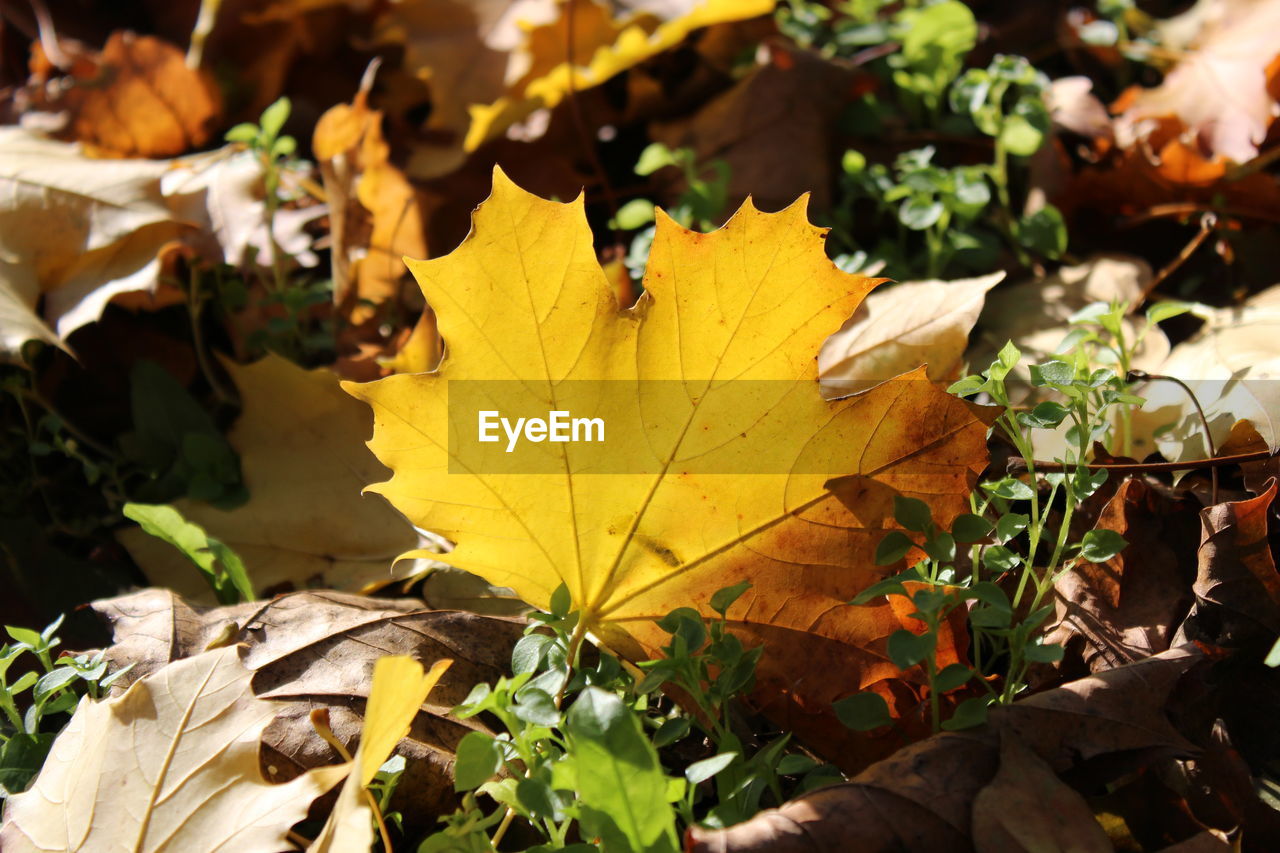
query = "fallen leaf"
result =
(1048, 76, 1114, 141)
(0, 128, 188, 358)
(162, 147, 324, 271)
(819, 272, 1002, 397)
(1219, 419, 1280, 497)
(314, 66, 431, 324)
(1043, 478, 1196, 675)
(27, 31, 222, 158)
(0, 645, 346, 852)
(464, 0, 777, 151)
(971, 730, 1112, 853)
(1178, 479, 1280, 646)
(1113, 0, 1280, 165)
(92, 588, 525, 831)
(117, 354, 420, 599)
(648, 47, 855, 215)
(345, 170, 995, 756)
(687, 646, 1204, 853)
(1133, 283, 1280, 464)
(308, 656, 452, 853)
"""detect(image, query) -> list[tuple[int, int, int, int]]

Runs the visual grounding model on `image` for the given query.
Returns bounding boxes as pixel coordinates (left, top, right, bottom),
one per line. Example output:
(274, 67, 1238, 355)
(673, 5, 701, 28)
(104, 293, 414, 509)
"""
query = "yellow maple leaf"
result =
(345, 170, 994, 750)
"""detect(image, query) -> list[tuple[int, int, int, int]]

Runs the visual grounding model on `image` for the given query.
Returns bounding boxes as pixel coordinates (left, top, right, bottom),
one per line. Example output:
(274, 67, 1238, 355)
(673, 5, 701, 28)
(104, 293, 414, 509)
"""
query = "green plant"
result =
(949, 55, 1065, 261)
(0, 615, 133, 796)
(614, 143, 731, 283)
(837, 146, 995, 278)
(421, 583, 833, 852)
(122, 502, 254, 604)
(219, 97, 334, 363)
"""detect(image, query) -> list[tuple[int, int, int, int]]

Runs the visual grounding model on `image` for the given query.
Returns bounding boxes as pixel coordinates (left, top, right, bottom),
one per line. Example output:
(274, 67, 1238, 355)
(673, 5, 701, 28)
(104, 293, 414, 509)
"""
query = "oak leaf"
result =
(0, 645, 347, 853)
(345, 170, 995, 752)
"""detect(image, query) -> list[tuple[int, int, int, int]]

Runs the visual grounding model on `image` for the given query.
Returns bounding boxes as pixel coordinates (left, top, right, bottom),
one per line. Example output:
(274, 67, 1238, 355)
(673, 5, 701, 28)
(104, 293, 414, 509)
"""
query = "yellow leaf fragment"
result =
(345, 170, 995, 743)
(0, 646, 346, 853)
(309, 657, 453, 853)
(465, 0, 777, 150)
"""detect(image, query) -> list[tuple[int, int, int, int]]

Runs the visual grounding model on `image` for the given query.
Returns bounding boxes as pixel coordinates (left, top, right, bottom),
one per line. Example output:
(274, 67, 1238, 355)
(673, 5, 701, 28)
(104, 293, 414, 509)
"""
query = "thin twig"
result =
(1130, 370, 1219, 502)
(1130, 213, 1215, 310)
(1007, 448, 1271, 475)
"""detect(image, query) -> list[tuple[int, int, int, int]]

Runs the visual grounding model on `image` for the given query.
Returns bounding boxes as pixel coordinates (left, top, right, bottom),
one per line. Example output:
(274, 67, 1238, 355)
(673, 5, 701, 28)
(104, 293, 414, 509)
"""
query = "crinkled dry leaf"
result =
(117, 354, 420, 599)
(373, 0, 774, 176)
(1178, 479, 1280, 646)
(0, 128, 187, 358)
(314, 71, 430, 324)
(92, 589, 524, 830)
(688, 647, 1205, 853)
(1043, 478, 1195, 675)
(1133, 283, 1280, 463)
(345, 170, 995, 754)
(820, 272, 1002, 397)
(649, 47, 854, 214)
(971, 731, 1112, 853)
(0, 645, 346, 853)
(29, 31, 222, 158)
(1114, 0, 1280, 164)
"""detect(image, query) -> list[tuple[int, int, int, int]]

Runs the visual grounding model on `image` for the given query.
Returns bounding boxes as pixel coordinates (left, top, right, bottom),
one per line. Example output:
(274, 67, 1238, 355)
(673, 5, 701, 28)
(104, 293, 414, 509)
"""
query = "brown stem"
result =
(1007, 448, 1271, 475)
(1130, 370, 1218, 503)
(1129, 214, 1215, 310)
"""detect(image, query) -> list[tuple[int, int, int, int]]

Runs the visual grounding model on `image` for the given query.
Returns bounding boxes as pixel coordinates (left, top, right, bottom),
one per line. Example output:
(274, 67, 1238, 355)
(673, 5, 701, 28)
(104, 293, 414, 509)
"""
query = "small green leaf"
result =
(710, 581, 751, 617)
(894, 496, 933, 533)
(1017, 401, 1071, 429)
(614, 198, 656, 230)
(984, 478, 1035, 501)
(454, 732, 503, 791)
(951, 514, 994, 543)
(685, 752, 738, 785)
(776, 754, 818, 775)
(833, 692, 892, 731)
(224, 123, 259, 144)
(1023, 642, 1064, 663)
(981, 545, 1022, 573)
(923, 532, 956, 564)
(635, 143, 680, 176)
(511, 633, 551, 675)
(933, 663, 972, 692)
(887, 629, 934, 670)
(875, 530, 915, 566)
(1080, 529, 1128, 562)
(549, 582, 572, 617)
(514, 688, 560, 726)
(258, 97, 292, 143)
(1145, 300, 1194, 325)
(652, 716, 691, 748)
(995, 513, 1029, 542)
(941, 696, 991, 730)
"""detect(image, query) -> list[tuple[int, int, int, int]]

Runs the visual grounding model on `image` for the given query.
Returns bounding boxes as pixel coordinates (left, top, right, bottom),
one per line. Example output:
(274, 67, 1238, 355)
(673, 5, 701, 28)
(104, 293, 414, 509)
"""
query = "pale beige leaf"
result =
(1114, 0, 1280, 164)
(0, 645, 346, 853)
(819, 272, 1002, 396)
(117, 354, 419, 600)
(0, 128, 186, 357)
(1133, 282, 1280, 462)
